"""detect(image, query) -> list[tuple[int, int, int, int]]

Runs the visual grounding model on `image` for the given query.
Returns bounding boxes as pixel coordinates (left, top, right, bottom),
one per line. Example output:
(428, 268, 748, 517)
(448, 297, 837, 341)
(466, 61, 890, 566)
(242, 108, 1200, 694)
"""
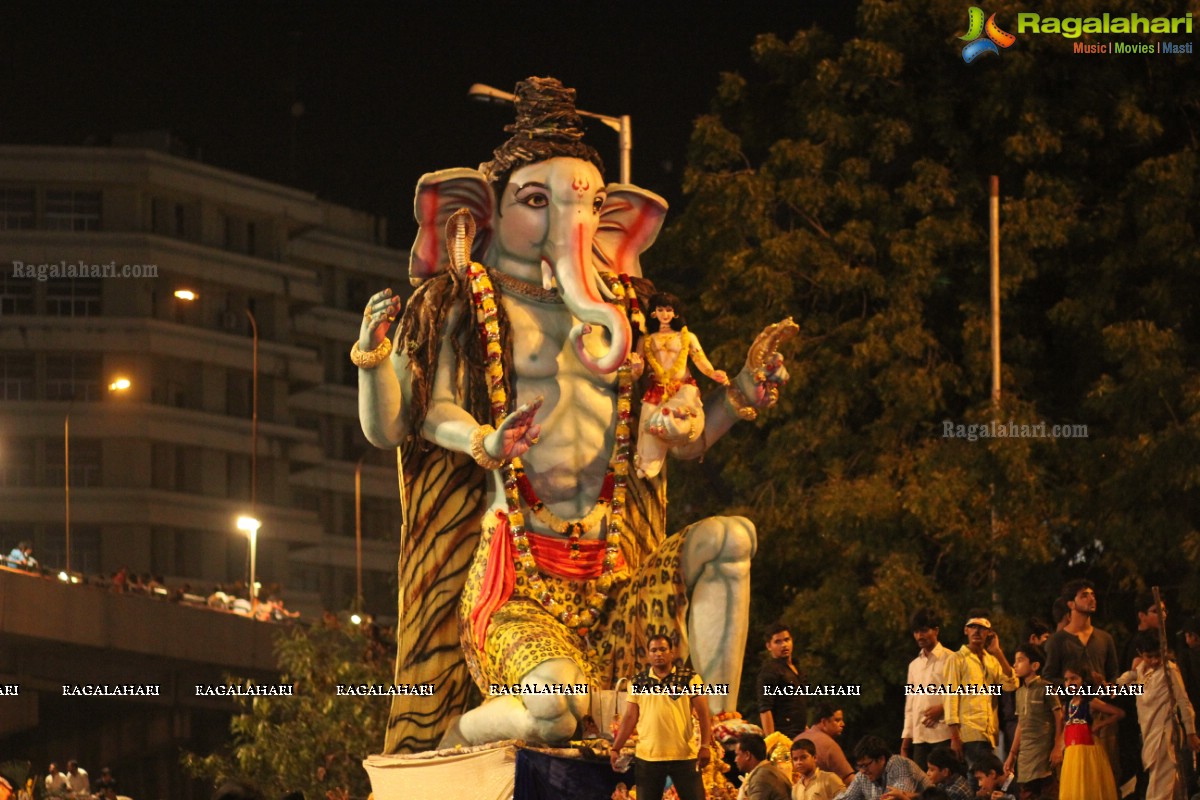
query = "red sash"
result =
(469, 512, 516, 652)
(469, 514, 627, 651)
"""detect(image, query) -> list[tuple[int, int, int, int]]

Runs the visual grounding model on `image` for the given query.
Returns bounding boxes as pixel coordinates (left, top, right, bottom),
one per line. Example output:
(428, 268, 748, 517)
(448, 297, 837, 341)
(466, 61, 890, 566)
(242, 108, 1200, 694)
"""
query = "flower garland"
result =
(467, 260, 633, 642)
(514, 464, 615, 559)
(644, 327, 691, 401)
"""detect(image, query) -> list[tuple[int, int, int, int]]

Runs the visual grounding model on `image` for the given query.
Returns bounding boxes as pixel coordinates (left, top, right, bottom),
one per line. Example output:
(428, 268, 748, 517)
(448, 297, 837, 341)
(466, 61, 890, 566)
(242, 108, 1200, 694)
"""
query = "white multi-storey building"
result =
(0, 142, 403, 620)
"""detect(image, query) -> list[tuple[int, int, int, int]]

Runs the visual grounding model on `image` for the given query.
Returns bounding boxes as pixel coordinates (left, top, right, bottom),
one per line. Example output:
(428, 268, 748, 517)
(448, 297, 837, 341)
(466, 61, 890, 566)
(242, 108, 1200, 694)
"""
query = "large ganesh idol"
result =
(356, 77, 793, 751)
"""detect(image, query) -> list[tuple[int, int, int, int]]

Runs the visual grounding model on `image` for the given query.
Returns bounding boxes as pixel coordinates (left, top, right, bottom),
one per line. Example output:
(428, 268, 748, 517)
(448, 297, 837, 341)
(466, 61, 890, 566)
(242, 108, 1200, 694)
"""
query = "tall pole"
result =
(617, 115, 632, 185)
(990, 176, 1001, 407)
(245, 308, 258, 511)
(245, 308, 259, 611)
(355, 453, 366, 613)
(249, 527, 257, 615)
(64, 411, 70, 575)
(989, 175, 1001, 610)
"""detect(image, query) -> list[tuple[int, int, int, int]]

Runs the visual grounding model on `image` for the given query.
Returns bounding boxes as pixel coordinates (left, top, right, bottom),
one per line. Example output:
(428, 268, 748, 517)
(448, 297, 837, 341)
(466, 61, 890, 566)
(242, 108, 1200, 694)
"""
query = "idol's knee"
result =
(718, 515, 757, 563)
(685, 515, 757, 565)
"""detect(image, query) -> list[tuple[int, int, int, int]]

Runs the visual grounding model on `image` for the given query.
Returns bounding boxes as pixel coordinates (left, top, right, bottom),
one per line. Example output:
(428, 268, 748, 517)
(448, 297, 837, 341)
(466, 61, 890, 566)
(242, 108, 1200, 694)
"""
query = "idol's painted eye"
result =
(517, 191, 549, 208)
(592, 195, 605, 213)
(512, 182, 551, 209)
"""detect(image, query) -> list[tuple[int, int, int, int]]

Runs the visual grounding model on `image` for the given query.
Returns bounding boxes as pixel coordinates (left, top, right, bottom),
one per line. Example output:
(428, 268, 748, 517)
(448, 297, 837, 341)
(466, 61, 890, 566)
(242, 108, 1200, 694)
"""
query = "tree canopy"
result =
(183, 622, 392, 800)
(653, 0, 1200, 729)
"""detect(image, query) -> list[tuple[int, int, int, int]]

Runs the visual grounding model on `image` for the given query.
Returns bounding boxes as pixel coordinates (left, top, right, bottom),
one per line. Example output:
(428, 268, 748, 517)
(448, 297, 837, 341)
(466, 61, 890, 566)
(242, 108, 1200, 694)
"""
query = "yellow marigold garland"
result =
(467, 261, 633, 644)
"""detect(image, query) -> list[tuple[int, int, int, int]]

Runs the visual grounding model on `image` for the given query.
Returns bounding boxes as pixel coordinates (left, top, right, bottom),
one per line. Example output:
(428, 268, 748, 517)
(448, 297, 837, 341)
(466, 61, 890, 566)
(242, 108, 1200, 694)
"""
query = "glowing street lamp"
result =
(179, 289, 261, 606)
(236, 515, 261, 612)
(178, 289, 260, 524)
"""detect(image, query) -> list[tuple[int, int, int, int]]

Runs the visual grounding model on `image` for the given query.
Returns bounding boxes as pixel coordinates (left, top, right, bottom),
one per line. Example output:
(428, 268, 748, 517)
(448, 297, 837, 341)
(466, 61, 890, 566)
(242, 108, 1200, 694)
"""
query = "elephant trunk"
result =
(548, 220, 631, 375)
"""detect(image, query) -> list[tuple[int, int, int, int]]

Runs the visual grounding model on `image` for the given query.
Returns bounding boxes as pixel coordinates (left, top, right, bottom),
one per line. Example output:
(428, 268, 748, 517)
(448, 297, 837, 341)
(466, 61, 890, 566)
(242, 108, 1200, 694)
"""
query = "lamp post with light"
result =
(237, 515, 261, 613)
(172, 289, 257, 513)
(176, 289, 262, 608)
(64, 377, 131, 575)
(467, 82, 632, 185)
(354, 452, 370, 615)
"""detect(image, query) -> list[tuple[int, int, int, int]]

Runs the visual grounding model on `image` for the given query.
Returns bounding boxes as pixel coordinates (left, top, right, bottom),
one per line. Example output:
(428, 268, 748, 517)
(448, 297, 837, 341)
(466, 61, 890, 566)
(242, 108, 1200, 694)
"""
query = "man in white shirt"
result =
(1116, 630, 1200, 800)
(64, 761, 89, 798)
(44, 763, 68, 797)
(900, 607, 953, 770)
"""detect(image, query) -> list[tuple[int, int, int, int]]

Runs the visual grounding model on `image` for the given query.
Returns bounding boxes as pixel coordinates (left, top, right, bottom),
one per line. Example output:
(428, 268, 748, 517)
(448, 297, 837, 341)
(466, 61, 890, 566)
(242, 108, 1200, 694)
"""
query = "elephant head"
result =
(409, 164, 667, 374)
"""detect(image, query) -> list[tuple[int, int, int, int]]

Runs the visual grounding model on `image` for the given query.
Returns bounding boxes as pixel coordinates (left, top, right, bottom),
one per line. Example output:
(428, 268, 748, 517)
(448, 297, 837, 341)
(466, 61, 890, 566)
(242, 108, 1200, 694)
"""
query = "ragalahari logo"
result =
(960, 7, 1017, 62)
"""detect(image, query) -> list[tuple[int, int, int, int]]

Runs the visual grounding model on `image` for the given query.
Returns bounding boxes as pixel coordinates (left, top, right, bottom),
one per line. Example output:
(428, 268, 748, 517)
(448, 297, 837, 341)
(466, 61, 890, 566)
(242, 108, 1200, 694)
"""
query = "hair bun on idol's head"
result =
(480, 76, 605, 186)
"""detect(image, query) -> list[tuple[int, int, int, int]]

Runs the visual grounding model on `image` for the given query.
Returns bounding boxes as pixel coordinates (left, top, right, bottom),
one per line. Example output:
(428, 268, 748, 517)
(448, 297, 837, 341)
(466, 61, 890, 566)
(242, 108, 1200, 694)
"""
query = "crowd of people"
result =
(39, 760, 122, 799)
(2, 541, 300, 623)
(750, 579, 1200, 800)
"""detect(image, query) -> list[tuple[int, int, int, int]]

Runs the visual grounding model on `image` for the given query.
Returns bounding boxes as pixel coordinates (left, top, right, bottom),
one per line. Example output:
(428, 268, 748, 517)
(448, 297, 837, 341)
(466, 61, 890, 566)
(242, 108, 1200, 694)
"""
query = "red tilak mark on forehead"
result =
(572, 176, 590, 193)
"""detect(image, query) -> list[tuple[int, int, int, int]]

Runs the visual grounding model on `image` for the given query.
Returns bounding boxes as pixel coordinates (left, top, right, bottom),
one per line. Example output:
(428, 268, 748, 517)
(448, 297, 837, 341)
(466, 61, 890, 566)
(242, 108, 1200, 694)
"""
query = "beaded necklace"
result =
(467, 260, 633, 641)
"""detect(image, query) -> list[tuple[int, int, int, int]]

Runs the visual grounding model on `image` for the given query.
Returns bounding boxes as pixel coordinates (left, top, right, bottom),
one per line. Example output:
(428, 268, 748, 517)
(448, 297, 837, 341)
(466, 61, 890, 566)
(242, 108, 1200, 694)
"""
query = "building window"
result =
(46, 278, 101, 317)
(226, 369, 252, 417)
(0, 353, 34, 400)
(0, 272, 35, 316)
(227, 453, 251, 501)
(44, 190, 102, 231)
(151, 444, 176, 490)
(46, 437, 102, 488)
(294, 490, 322, 513)
(39, 526, 101, 575)
(291, 563, 324, 594)
(44, 354, 103, 401)
(0, 439, 34, 486)
(0, 188, 35, 230)
(345, 275, 370, 311)
(344, 497, 395, 541)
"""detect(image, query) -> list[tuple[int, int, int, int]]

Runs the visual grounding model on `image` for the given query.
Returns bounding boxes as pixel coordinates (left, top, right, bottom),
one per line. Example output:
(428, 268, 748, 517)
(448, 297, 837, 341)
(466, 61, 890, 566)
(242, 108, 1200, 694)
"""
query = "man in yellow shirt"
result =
(611, 634, 713, 800)
(943, 610, 1018, 770)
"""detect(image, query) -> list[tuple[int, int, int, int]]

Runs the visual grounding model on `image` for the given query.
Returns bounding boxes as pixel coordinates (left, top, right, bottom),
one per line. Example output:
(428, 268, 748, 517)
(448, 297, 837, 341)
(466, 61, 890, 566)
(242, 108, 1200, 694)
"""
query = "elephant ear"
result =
(592, 184, 669, 279)
(409, 168, 494, 285)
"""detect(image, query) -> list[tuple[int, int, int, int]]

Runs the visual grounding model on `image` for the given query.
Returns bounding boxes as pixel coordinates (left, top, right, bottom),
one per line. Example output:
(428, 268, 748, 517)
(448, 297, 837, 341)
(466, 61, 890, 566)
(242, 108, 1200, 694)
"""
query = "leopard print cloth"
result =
(459, 510, 693, 693)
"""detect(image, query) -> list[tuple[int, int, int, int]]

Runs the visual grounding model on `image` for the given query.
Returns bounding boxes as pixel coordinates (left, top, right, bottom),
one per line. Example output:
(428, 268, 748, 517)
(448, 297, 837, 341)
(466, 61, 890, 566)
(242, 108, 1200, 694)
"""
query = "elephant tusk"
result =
(541, 259, 556, 292)
(589, 263, 616, 300)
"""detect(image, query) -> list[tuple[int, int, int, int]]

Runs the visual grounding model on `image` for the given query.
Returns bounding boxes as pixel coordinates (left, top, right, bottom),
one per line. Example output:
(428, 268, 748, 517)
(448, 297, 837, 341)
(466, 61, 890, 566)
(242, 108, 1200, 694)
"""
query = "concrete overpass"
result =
(1, 566, 282, 800)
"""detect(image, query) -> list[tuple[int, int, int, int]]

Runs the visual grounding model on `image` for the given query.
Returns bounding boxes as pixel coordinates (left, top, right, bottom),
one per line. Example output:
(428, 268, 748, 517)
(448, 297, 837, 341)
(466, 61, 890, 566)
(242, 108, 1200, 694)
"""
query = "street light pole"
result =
(467, 83, 632, 184)
(64, 378, 132, 575)
(354, 453, 366, 613)
(245, 308, 258, 513)
(237, 515, 261, 614)
(172, 291, 261, 608)
(64, 410, 70, 575)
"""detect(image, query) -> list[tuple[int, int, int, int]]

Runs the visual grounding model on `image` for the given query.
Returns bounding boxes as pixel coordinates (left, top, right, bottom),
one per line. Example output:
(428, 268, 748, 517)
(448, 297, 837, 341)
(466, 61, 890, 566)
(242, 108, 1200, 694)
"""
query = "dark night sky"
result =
(2, 3, 857, 240)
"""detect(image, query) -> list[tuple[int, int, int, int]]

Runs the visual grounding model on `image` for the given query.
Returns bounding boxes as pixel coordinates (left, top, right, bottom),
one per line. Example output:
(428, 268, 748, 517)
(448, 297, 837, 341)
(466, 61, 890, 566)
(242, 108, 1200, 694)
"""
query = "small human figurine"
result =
(633, 292, 728, 479)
